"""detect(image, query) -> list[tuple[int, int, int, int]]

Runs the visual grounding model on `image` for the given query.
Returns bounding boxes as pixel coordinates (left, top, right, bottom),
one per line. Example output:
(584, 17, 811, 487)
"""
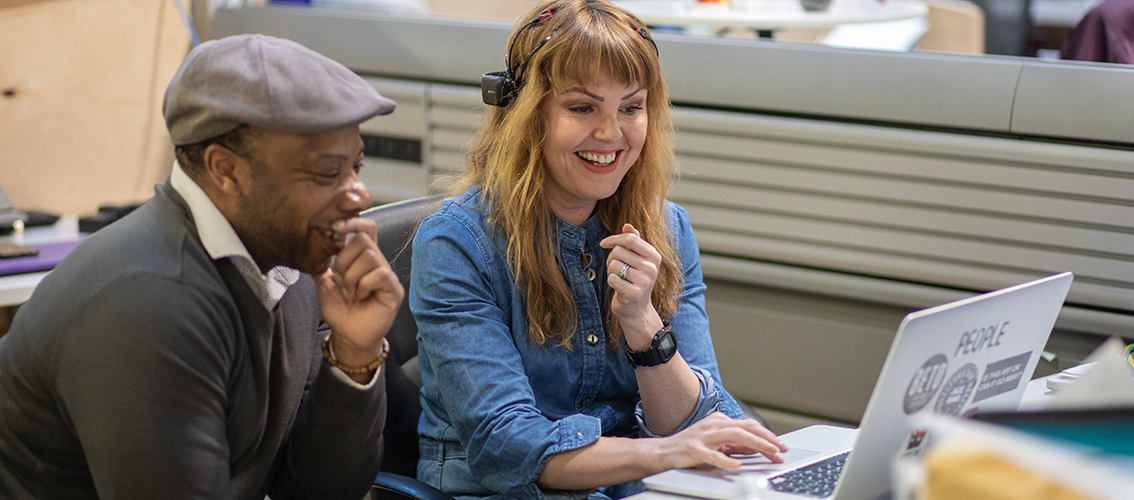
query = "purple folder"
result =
(0, 238, 87, 277)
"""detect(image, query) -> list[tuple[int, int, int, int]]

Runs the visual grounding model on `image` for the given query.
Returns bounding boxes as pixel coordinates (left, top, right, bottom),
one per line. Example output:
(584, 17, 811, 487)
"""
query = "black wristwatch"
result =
(623, 322, 677, 368)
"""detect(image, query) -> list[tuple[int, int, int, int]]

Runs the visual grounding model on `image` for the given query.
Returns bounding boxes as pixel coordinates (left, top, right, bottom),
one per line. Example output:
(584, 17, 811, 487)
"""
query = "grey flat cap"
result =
(163, 34, 396, 145)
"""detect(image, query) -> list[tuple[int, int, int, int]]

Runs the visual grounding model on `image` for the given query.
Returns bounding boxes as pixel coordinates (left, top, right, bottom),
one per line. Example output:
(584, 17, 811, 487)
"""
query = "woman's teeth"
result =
(576, 151, 616, 166)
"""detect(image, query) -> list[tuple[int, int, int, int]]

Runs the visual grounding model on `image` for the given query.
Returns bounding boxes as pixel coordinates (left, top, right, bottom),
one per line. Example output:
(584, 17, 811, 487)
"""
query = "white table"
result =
(0, 216, 81, 307)
(614, 0, 928, 33)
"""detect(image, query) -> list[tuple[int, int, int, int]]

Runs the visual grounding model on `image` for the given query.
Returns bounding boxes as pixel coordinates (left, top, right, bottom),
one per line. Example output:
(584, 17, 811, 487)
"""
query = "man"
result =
(0, 34, 402, 499)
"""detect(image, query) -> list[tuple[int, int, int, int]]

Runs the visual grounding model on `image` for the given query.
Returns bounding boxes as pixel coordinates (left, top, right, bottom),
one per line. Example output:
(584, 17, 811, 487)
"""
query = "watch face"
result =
(658, 330, 676, 352)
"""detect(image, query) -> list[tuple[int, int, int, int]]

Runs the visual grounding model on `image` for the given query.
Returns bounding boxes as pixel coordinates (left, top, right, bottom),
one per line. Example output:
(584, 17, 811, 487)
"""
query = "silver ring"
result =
(619, 263, 630, 281)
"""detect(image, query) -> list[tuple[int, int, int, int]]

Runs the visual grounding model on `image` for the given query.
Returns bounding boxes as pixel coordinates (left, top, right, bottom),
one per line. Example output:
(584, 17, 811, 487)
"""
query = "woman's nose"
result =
(593, 111, 623, 142)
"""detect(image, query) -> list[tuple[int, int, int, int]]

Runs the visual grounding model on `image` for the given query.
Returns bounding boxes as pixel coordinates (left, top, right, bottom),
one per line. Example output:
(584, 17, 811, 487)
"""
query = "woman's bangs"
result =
(544, 26, 658, 92)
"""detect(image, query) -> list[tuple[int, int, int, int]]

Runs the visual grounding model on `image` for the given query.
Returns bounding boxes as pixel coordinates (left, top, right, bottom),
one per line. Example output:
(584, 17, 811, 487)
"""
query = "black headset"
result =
(481, 9, 659, 107)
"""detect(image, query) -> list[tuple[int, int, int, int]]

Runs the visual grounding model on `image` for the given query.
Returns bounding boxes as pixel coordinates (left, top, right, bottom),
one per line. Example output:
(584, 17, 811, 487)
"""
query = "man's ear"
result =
(201, 144, 252, 199)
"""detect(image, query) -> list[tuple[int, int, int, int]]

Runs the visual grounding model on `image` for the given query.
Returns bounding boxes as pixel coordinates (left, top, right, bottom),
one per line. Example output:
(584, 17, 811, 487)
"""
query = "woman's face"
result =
(540, 74, 647, 226)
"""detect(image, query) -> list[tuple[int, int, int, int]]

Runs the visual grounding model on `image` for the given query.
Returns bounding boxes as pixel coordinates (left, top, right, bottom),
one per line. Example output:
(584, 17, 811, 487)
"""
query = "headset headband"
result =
(481, 10, 659, 107)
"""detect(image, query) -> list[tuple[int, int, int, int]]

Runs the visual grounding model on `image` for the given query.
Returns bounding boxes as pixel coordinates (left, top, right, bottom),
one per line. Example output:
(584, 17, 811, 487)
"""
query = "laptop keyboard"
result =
(767, 451, 850, 498)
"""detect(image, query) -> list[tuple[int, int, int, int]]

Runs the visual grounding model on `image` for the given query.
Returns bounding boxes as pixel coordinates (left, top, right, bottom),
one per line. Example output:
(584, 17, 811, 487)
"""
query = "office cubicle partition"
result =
(212, 6, 1134, 431)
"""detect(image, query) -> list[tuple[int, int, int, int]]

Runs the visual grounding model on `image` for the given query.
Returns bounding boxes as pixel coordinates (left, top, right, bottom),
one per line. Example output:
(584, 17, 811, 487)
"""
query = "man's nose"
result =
(340, 177, 373, 212)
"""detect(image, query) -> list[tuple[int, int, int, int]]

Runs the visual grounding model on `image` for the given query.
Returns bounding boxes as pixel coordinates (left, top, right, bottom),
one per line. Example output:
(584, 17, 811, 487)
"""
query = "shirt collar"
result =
(170, 162, 300, 310)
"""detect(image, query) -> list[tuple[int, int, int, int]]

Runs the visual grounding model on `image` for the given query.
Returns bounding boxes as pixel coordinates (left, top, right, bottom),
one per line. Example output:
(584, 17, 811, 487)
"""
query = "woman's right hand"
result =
(538, 412, 788, 490)
(651, 412, 789, 472)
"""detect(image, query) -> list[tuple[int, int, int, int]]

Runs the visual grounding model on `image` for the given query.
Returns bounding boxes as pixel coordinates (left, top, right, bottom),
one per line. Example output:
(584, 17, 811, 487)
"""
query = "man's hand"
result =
(315, 217, 404, 383)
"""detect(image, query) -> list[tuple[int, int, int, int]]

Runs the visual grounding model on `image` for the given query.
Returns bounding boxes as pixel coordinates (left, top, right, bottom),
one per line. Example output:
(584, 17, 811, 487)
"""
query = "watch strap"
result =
(623, 321, 676, 368)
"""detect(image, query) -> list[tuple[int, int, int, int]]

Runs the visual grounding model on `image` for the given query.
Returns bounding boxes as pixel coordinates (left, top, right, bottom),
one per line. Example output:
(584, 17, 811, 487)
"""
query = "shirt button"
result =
(586, 334, 599, 346)
(585, 268, 596, 281)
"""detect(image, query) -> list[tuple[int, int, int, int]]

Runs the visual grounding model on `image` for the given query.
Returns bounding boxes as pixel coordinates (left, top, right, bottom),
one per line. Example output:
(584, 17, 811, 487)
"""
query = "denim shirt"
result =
(411, 186, 743, 499)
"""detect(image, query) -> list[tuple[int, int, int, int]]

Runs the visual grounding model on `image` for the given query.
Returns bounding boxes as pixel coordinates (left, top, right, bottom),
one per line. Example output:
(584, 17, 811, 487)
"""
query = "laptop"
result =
(643, 272, 1074, 500)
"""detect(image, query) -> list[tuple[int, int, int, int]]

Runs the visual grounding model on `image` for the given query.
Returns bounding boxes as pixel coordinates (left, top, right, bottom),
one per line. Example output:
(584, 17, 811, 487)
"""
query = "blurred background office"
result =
(4, 0, 1134, 436)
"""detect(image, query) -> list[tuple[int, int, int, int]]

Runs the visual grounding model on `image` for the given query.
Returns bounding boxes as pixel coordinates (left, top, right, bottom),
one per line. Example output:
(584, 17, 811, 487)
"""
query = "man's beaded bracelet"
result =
(321, 335, 389, 376)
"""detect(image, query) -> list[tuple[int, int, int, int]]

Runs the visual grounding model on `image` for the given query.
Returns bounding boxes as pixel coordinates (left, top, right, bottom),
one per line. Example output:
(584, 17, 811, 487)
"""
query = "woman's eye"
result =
(568, 105, 592, 114)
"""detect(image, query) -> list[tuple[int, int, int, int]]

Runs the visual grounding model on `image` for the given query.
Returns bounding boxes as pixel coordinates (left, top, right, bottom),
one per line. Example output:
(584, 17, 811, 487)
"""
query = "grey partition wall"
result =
(212, 6, 1134, 431)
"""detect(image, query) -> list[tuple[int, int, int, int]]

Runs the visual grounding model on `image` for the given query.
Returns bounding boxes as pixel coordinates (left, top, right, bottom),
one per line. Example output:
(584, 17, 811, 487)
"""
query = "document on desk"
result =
(1046, 337, 1134, 410)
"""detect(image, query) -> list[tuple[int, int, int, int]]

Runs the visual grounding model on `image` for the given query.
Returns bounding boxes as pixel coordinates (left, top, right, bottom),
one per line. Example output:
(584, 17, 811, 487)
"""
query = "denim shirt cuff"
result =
(522, 413, 603, 485)
(635, 365, 722, 437)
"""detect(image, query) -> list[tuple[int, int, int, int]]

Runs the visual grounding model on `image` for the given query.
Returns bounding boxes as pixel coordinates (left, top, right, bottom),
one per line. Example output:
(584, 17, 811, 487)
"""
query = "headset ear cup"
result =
(481, 71, 516, 107)
(500, 78, 517, 107)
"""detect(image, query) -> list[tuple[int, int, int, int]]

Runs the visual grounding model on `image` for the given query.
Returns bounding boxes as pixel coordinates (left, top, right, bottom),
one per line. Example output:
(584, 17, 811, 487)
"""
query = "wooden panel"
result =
(0, 0, 189, 214)
(917, 0, 985, 55)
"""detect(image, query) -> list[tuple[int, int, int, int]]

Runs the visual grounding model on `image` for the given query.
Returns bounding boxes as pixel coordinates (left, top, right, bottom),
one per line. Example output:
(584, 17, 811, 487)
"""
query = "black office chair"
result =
(360, 194, 452, 500)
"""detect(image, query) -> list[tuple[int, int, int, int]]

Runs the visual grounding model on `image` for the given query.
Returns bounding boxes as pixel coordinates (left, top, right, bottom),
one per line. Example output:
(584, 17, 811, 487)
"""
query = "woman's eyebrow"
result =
(564, 86, 604, 101)
(623, 86, 646, 100)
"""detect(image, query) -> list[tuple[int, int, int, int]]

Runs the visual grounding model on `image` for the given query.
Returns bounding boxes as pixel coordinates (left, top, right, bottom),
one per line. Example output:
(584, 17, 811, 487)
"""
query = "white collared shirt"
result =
(169, 162, 378, 387)
(170, 162, 300, 311)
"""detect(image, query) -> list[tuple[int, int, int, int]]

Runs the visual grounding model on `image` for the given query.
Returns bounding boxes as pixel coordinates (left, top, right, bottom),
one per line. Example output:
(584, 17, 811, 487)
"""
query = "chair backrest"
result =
(967, 0, 1028, 54)
(360, 194, 446, 478)
(362, 194, 446, 379)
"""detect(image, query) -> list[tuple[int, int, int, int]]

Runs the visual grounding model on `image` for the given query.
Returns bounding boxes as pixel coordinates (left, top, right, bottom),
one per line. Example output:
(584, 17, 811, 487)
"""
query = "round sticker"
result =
(903, 354, 949, 415)
(934, 363, 978, 416)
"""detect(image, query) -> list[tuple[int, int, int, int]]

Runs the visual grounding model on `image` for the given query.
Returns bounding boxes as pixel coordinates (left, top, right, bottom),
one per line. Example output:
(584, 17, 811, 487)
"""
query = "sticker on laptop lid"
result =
(897, 427, 931, 460)
(972, 351, 1032, 403)
(904, 353, 949, 415)
(934, 363, 978, 416)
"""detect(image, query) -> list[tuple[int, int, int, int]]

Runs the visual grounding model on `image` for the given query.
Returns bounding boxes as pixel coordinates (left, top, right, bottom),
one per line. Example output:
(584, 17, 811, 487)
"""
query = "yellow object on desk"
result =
(923, 443, 1093, 500)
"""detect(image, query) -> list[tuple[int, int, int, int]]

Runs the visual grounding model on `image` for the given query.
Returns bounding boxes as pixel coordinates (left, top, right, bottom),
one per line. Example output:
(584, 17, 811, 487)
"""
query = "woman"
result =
(410, 1, 787, 498)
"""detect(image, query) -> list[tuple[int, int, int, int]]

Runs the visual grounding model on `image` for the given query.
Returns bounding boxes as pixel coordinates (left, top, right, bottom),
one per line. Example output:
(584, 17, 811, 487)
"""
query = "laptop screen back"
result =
(834, 272, 1073, 500)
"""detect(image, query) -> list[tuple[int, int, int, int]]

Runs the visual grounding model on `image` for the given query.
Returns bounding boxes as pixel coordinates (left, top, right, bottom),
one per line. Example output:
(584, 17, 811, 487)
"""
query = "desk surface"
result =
(614, 0, 928, 30)
(0, 216, 81, 307)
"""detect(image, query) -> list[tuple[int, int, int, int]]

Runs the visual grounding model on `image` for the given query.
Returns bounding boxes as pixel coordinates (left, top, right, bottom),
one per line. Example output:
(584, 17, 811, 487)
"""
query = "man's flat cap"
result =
(163, 34, 396, 145)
